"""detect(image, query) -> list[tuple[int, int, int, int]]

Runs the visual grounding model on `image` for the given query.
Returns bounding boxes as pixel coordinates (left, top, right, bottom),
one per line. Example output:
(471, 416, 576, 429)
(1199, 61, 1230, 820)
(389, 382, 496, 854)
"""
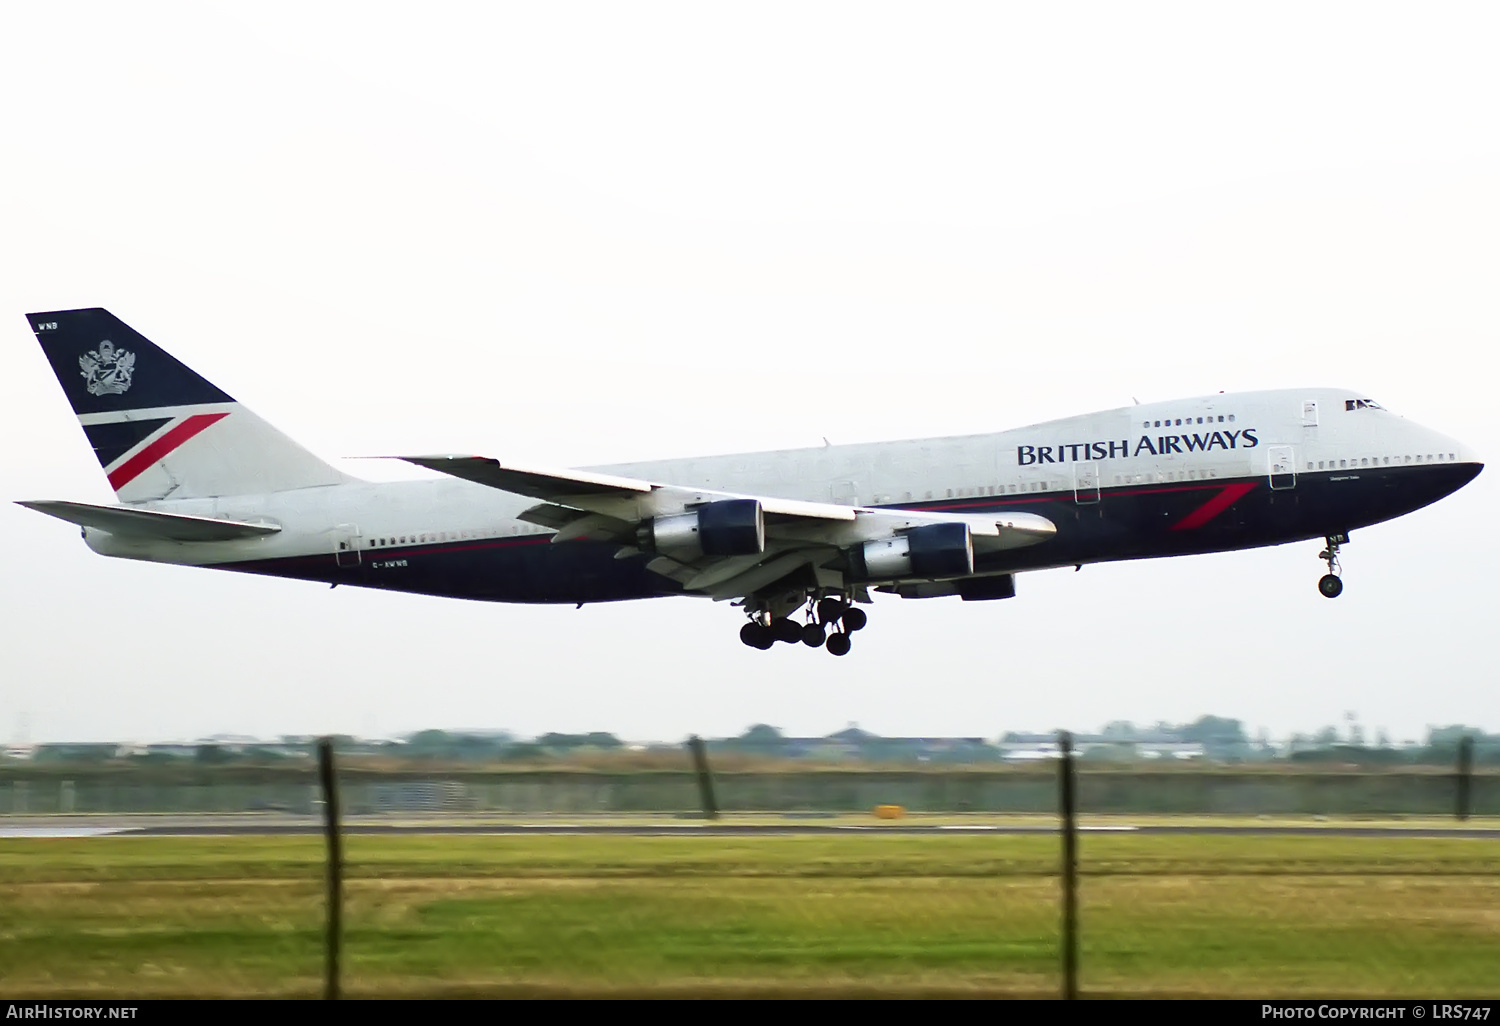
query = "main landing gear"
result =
(739, 594, 868, 656)
(1317, 533, 1347, 598)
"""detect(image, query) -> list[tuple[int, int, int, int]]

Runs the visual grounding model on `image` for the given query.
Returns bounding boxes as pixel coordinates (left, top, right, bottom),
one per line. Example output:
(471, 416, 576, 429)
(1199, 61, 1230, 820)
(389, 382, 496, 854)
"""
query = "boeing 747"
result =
(18, 309, 1483, 655)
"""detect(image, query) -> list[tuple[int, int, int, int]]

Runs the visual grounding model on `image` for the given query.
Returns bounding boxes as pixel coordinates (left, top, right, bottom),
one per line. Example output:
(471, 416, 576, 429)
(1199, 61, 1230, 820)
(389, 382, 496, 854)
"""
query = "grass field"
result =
(1, 833, 1498, 998)
(13, 810, 1500, 829)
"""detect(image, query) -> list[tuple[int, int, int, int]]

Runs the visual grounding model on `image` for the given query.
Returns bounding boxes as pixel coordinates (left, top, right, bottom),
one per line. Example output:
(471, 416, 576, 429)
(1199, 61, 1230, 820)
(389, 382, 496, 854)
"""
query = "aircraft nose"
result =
(1456, 441, 1483, 476)
(1448, 439, 1482, 490)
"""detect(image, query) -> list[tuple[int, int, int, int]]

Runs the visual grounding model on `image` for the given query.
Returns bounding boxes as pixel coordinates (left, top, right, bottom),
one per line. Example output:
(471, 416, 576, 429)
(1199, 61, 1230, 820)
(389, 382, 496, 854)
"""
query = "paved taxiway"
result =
(4, 816, 1500, 839)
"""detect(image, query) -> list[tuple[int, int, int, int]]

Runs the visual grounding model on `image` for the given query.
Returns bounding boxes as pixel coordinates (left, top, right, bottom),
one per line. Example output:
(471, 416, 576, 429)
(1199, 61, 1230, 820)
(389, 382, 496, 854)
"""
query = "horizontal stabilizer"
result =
(16, 500, 281, 542)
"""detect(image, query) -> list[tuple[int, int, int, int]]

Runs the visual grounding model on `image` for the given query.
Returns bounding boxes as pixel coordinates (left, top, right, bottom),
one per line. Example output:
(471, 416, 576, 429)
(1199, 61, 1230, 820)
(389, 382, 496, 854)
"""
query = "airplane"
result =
(17, 308, 1484, 656)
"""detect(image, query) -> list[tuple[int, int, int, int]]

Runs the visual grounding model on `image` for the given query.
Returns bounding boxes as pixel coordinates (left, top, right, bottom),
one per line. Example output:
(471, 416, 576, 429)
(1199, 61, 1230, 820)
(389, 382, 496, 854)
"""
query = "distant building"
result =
(31, 743, 121, 763)
(718, 728, 1001, 764)
(777, 736, 861, 760)
(998, 733, 1204, 762)
(133, 744, 198, 759)
(369, 781, 476, 812)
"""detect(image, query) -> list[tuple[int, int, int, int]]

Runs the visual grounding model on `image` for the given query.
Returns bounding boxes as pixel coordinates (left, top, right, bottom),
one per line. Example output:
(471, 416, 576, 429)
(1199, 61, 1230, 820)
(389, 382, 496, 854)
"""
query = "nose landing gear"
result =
(1317, 533, 1347, 598)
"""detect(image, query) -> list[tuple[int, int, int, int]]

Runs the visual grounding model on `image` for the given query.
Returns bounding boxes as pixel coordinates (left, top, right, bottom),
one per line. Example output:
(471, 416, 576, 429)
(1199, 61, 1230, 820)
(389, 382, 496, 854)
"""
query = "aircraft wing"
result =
(400, 456, 857, 524)
(16, 500, 281, 542)
(400, 455, 1054, 598)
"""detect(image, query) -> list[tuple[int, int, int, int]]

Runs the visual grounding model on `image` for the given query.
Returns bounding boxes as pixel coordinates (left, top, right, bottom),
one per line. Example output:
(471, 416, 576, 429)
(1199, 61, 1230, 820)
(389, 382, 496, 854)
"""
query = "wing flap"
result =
(758, 497, 857, 522)
(763, 509, 1055, 549)
(703, 551, 819, 600)
(17, 500, 280, 542)
(516, 503, 587, 530)
(644, 554, 698, 584)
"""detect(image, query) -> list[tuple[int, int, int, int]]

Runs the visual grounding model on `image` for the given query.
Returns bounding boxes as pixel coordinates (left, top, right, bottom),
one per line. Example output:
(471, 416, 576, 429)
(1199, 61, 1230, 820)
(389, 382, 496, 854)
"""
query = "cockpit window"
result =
(1346, 399, 1384, 411)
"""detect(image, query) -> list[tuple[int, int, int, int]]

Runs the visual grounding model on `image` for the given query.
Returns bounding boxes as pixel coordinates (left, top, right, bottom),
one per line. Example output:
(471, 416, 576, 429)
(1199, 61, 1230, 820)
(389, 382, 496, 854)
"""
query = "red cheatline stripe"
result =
(107, 412, 230, 491)
(1171, 481, 1258, 531)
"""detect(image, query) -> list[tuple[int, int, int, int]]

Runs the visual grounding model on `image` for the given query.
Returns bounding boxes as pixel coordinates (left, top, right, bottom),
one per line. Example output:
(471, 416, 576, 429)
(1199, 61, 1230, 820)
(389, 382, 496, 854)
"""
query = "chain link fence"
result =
(1, 738, 1496, 998)
(3, 766, 1494, 818)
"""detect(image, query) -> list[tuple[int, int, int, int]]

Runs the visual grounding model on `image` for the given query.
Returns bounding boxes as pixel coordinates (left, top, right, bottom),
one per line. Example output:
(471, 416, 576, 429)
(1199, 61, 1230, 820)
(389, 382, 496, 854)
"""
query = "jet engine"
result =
(846, 522, 974, 581)
(636, 498, 765, 562)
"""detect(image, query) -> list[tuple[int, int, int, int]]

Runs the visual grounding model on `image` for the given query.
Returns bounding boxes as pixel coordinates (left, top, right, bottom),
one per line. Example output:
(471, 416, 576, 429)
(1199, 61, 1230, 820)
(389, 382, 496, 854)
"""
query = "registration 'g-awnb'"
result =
(20, 309, 1484, 656)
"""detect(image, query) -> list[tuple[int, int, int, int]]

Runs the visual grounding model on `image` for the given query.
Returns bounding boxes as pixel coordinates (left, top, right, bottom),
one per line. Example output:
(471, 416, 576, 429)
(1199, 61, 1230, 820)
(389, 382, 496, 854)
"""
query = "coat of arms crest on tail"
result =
(79, 340, 135, 397)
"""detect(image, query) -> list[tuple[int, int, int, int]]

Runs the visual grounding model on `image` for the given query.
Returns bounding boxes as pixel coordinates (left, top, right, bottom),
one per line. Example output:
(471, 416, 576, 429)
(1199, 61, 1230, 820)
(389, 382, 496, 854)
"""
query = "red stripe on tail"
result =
(1171, 481, 1258, 531)
(107, 412, 230, 491)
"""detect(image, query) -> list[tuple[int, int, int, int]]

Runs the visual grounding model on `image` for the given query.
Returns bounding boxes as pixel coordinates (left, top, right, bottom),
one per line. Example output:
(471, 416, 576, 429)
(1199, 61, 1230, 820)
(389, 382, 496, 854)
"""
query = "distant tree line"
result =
(12, 720, 1500, 768)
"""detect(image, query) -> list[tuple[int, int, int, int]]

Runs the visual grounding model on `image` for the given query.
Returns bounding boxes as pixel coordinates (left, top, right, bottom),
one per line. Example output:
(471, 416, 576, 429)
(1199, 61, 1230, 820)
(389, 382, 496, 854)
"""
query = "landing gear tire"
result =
(801, 622, 826, 648)
(826, 632, 852, 657)
(1318, 574, 1343, 599)
(817, 596, 848, 625)
(841, 607, 867, 632)
(772, 618, 803, 644)
(740, 623, 774, 649)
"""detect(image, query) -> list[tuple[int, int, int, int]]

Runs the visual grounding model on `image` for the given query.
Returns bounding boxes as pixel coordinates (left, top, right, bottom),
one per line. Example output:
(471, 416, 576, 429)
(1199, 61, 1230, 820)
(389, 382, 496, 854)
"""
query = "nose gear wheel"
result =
(1317, 534, 1346, 598)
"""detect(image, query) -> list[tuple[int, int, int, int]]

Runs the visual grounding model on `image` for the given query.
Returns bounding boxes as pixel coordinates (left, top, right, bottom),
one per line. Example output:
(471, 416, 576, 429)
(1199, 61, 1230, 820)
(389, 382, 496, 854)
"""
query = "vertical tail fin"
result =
(27, 308, 352, 502)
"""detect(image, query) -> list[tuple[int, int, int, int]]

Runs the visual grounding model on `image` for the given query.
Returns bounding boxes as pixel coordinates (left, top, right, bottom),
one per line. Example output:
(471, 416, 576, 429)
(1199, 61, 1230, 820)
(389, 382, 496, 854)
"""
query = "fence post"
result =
(687, 735, 719, 820)
(317, 738, 343, 1000)
(1457, 735, 1474, 822)
(1058, 730, 1078, 1000)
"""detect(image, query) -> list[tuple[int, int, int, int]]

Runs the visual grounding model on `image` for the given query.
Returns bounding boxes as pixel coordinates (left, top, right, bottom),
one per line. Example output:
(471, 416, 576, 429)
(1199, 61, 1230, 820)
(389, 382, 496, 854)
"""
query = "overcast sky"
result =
(1, 3, 1496, 746)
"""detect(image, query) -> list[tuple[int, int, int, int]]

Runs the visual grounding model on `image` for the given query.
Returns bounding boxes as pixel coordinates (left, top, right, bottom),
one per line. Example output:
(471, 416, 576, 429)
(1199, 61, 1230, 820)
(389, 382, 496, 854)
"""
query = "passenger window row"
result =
(914, 480, 1057, 502)
(366, 527, 539, 548)
(1144, 415, 1235, 429)
(370, 531, 474, 547)
(1307, 453, 1458, 471)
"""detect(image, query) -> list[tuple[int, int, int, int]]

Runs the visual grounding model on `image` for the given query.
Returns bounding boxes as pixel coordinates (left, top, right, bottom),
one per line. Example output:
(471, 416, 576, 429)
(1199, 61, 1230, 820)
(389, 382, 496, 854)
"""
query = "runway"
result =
(4, 816, 1500, 839)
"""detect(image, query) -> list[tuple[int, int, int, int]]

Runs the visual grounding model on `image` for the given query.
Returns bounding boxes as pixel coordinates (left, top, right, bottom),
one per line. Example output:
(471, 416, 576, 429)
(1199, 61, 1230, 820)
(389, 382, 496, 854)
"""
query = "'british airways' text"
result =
(1017, 430, 1259, 465)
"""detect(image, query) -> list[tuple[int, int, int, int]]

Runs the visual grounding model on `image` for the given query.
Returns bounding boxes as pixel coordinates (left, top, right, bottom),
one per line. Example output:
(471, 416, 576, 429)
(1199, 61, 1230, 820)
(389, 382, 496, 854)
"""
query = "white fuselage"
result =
(84, 387, 1479, 574)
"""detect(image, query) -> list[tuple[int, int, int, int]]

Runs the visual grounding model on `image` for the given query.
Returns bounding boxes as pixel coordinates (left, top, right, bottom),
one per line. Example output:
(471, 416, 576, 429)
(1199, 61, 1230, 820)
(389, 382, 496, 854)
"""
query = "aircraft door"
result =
(334, 524, 362, 567)
(831, 480, 859, 506)
(1268, 447, 1296, 490)
(1073, 462, 1100, 504)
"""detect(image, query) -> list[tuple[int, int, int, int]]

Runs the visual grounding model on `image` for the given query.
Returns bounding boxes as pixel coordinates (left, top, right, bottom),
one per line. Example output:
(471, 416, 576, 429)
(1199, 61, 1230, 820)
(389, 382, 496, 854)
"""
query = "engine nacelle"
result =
(847, 522, 974, 581)
(885, 574, 1015, 600)
(636, 498, 765, 562)
(957, 573, 1016, 601)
